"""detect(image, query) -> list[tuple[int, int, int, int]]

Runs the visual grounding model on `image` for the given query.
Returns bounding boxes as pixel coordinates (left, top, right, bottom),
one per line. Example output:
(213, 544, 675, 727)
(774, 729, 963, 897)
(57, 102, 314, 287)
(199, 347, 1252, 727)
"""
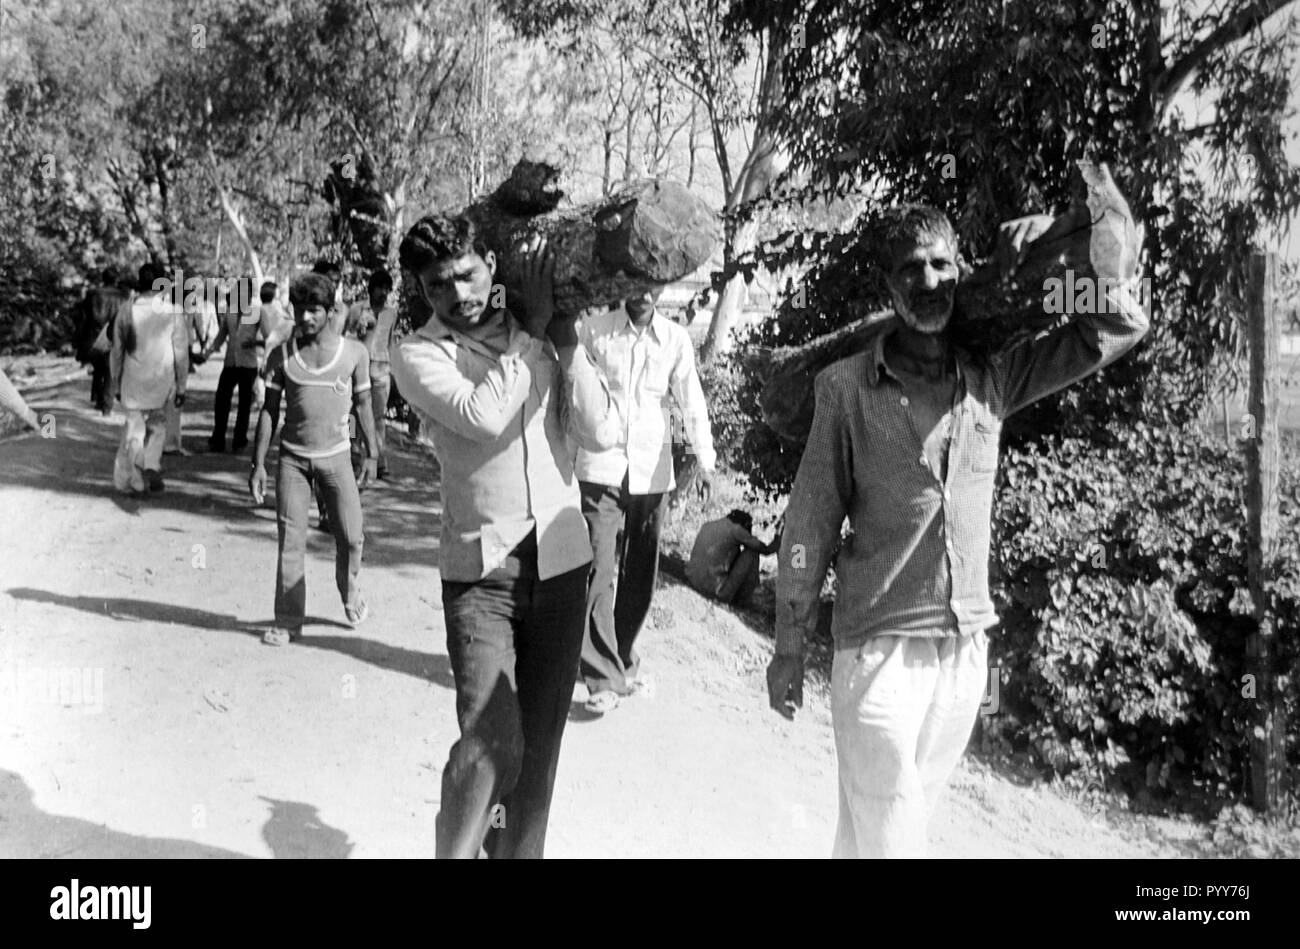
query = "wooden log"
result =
(756, 160, 1143, 444)
(428, 161, 721, 319)
(1244, 249, 1286, 813)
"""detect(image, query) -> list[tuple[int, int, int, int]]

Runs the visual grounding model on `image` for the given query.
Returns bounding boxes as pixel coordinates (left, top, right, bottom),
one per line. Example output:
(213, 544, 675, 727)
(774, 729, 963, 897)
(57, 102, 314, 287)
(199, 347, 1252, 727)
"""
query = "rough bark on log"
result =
(407, 161, 720, 322)
(757, 160, 1142, 444)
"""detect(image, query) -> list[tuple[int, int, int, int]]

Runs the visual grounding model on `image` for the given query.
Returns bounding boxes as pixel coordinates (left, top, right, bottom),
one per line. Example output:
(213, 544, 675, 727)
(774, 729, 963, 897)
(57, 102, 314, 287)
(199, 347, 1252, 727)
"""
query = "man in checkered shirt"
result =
(768, 206, 1149, 858)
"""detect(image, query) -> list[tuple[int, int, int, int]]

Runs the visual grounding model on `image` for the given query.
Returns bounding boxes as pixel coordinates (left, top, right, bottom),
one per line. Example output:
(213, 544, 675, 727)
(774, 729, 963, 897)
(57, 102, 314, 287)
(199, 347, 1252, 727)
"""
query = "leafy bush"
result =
(988, 421, 1300, 807)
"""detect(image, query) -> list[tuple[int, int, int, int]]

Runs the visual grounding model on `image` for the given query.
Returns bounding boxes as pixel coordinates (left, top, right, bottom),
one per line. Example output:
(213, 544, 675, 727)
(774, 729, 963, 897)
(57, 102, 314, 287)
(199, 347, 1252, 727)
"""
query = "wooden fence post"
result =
(1244, 249, 1286, 813)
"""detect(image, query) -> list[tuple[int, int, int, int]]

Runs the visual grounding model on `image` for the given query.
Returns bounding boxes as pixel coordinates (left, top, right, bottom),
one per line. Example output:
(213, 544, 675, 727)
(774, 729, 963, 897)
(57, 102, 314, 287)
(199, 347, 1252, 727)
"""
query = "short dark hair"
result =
(260, 281, 277, 303)
(875, 205, 958, 272)
(137, 261, 167, 294)
(726, 509, 753, 533)
(312, 259, 342, 279)
(101, 266, 118, 285)
(290, 273, 335, 309)
(368, 268, 394, 295)
(399, 215, 491, 274)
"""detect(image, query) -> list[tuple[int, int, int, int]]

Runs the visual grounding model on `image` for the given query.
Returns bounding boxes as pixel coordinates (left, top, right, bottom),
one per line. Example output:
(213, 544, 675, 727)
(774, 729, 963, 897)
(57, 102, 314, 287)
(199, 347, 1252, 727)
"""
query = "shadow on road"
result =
(0, 768, 250, 858)
(258, 796, 354, 859)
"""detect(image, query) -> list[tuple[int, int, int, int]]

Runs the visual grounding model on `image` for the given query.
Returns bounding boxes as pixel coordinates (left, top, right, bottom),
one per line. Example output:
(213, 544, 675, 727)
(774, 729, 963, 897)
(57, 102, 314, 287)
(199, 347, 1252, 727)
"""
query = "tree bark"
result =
(756, 160, 1143, 444)
(410, 160, 720, 320)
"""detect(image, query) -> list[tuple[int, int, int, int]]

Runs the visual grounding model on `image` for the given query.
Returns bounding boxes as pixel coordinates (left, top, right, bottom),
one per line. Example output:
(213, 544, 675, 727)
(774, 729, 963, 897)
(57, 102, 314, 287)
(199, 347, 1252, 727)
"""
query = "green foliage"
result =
(987, 422, 1300, 805)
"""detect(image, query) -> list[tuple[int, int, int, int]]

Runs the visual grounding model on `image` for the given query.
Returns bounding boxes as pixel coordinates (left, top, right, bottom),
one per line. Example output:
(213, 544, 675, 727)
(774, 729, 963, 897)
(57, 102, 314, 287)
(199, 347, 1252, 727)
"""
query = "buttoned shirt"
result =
(576, 306, 716, 494)
(392, 308, 619, 582)
(776, 286, 1149, 653)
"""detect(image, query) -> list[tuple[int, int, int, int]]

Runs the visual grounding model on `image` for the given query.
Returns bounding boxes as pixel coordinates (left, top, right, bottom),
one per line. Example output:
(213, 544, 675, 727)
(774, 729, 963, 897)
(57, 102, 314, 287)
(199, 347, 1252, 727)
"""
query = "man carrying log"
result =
(767, 203, 1149, 858)
(392, 214, 618, 859)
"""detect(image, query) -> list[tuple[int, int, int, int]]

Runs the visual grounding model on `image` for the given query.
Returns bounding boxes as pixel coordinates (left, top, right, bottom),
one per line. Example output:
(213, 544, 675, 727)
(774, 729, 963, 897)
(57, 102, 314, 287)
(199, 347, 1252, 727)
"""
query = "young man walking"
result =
(205, 278, 262, 453)
(576, 288, 716, 714)
(249, 272, 378, 646)
(110, 262, 189, 496)
(392, 215, 616, 859)
(768, 206, 1148, 858)
(75, 267, 127, 416)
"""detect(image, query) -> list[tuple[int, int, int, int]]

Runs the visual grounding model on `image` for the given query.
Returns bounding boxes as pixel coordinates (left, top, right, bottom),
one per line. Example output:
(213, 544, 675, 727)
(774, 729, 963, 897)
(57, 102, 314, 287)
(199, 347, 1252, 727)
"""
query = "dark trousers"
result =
(88, 353, 111, 412)
(274, 449, 364, 628)
(438, 533, 587, 859)
(579, 476, 666, 695)
(211, 366, 257, 450)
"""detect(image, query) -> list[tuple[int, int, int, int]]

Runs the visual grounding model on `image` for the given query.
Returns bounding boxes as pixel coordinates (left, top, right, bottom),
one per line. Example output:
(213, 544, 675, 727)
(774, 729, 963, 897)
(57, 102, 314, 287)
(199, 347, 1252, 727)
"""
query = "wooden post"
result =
(1244, 249, 1285, 813)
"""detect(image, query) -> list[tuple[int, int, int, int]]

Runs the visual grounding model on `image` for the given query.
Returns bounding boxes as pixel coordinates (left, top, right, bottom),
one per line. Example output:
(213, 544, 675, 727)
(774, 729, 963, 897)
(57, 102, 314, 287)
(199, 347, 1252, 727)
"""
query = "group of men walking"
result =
(43, 194, 1148, 860)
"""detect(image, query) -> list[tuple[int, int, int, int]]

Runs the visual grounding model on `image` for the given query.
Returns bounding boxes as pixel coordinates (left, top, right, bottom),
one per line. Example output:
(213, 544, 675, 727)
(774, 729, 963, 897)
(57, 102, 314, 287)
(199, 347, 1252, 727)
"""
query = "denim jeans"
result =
(370, 371, 390, 472)
(437, 532, 588, 859)
(579, 476, 665, 695)
(275, 449, 364, 628)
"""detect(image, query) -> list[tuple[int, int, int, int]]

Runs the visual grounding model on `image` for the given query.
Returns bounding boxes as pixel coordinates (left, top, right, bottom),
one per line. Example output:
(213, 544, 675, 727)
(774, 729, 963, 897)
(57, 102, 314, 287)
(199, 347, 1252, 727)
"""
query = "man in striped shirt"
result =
(249, 272, 378, 646)
(768, 206, 1149, 858)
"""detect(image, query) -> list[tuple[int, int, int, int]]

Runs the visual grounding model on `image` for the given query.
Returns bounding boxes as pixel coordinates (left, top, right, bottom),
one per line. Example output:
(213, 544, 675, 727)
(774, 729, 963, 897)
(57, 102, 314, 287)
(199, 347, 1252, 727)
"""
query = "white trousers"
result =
(114, 407, 168, 493)
(830, 630, 988, 859)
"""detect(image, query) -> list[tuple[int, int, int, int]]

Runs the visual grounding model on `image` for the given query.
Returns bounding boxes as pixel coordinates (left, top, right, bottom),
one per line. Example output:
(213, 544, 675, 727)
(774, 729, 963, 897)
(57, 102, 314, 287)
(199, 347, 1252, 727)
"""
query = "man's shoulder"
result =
(815, 350, 873, 394)
(343, 336, 370, 363)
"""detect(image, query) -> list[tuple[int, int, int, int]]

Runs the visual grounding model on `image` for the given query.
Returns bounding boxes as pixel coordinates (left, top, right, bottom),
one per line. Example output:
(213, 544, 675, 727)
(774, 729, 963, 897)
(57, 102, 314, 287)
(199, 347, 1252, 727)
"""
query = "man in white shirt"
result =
(577, 288, 717, 713)
(110, 262, 188, 495)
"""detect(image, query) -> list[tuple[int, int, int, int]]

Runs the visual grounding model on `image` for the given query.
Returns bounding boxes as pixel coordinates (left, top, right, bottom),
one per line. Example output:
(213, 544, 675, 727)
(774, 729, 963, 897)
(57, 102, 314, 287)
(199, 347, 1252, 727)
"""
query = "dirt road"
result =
(0, 358, 1190, 858)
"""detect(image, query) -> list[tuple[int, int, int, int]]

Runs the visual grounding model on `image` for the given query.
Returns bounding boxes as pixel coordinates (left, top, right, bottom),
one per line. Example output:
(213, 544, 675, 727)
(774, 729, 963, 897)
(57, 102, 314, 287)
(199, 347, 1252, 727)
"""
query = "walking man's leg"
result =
(273, 451, 312, 635)
(232, 367, 256, 451)
(612, 487, 666, 683)
(114, 410, 147, 494)
(830, 635, 933, 859)
(489, 554, 587, 859)
(314, 450, 365, 618)
(142, 406, 168, 486)
(371, 374, 390, 475)
(210, 366, 237, 451)
(437, 563, 526, 859)
(915, 631, 988, 821)
(579, 480, 629, 695)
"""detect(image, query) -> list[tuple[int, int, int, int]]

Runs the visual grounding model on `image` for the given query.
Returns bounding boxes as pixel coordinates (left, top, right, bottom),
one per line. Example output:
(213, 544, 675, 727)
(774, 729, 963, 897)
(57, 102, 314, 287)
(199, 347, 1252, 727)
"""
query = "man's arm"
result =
(249, 351, 284, 503)
(350, 344, 377, 485)
(995, 277, 1150, 416)
(669, 333, 717, 474)
(774, 370, 853, 659)
(390, 333, 537, 442)
(171, 305, 189, 397)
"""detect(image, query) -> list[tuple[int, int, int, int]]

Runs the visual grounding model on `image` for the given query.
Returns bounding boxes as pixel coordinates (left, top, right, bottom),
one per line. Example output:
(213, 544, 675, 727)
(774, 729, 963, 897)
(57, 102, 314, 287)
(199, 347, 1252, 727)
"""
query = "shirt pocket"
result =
(967, 419, 1001, 474)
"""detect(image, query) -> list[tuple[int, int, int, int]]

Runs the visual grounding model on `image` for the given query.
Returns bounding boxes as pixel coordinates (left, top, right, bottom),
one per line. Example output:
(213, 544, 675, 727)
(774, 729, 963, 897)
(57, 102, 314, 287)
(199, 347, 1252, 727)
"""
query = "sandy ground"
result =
(0, 357, 1204, 858)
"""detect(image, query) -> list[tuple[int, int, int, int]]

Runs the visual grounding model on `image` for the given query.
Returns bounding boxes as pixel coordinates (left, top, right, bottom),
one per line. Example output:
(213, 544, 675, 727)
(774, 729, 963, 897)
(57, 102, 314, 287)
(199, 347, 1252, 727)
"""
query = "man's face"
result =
(369, 288, 389, 312)
(293, 302, 329, 339)
(417, 250, 496, 332)
(625, 287, 663, 322)
(885, 236, 959, 334)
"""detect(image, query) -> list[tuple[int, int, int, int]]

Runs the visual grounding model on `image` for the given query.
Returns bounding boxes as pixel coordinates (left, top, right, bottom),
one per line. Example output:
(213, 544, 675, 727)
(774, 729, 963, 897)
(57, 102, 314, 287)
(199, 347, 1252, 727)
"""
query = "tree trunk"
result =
(756, 160, 1143, 444)
(418, 160, 720, 320)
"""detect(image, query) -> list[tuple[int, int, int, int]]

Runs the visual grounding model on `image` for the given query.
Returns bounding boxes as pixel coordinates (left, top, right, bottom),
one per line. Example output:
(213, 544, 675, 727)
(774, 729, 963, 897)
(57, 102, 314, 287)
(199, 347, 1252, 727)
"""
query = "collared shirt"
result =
(391, 308, 619, 582)
(776, 286, 1150, 653)
(576, 306, 716, 494)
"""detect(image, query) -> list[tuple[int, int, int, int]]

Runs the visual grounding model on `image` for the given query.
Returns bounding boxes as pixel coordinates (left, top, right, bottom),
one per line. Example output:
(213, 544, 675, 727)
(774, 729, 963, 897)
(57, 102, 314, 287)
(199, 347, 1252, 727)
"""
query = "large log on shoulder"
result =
(757, 160, 1143, 444)
(405, 161, 720, 322)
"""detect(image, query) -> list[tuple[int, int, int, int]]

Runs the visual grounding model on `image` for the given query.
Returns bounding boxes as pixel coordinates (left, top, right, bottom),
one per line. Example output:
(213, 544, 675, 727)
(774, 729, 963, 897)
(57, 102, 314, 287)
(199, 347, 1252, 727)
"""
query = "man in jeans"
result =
(576, 288, 716, 714)
(392, 215, 616, 859)
(248, 272, 378, 646)
(204, 278, 262, 453)
(769, 206, 1149, 858)
(74, 267, 127, 416)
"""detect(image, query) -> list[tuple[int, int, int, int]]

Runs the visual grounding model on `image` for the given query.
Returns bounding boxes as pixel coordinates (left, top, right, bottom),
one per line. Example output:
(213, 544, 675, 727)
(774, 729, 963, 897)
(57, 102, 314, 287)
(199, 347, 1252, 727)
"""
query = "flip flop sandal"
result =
(584, 690, 620, 715)
(262, 627, 300, 647)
